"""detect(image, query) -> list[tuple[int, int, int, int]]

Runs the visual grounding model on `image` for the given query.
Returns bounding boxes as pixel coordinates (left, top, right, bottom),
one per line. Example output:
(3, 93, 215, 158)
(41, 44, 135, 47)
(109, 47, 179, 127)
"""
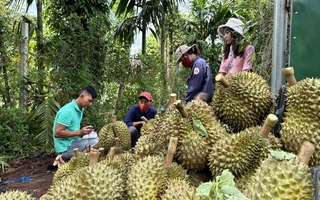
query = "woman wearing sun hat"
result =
(218, 18, 255, 75)
(175, 44, 214, 104)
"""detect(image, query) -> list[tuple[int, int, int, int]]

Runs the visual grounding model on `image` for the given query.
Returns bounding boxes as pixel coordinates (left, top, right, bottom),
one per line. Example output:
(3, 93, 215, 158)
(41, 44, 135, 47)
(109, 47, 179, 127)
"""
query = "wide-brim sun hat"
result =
(175, 44, 196, 64)
(218, 18, 244, 36)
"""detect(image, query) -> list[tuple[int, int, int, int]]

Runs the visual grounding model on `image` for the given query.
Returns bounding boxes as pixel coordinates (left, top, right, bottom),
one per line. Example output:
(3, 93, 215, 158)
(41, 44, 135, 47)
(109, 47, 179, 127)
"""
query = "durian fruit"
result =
(175, 117, 208, 171)
(134, 134, 167, 158)
(280, 67, 320, 166)
(0, 190, 36, 200)
(243, 141, 315, 199)
(52, 149, 90, 184)
(166, 162, 189, 181)
(160, 179, 199, 200)
(213, 72, 273, 132)
(127, 155, 167, 200)
(185, 100, 228, 146)
(42, 161, 125, 200)
(208, 114, 282, 178)
(99, 116, 131, 152)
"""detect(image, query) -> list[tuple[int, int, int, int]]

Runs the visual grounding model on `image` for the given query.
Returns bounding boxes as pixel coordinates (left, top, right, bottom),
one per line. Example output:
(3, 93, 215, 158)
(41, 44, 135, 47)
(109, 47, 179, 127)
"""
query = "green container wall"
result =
(290, 0, 320, 81)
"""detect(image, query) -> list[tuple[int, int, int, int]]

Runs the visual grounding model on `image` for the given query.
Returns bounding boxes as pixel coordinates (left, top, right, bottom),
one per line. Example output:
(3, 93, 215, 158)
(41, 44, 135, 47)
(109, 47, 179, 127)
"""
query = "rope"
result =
(0, 175, 33, 186)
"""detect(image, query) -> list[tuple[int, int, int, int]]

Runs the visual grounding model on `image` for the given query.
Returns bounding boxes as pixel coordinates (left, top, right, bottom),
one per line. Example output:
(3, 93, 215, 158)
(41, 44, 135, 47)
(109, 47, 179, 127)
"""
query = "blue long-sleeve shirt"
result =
(185, 56, 214, 103)
(124, 104, 157, 133)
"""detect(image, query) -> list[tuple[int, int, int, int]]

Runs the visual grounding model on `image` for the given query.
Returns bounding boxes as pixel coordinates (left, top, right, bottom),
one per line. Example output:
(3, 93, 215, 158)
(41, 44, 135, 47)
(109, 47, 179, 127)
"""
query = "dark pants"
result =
(129, 126, 140, 148)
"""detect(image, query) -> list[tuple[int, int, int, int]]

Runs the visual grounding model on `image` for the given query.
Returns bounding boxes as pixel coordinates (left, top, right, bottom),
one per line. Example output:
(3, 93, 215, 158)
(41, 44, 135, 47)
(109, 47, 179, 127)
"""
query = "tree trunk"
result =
(160, 13, 167, 90)
(115, 74, 126, 116)
(36, 0, 44, 101)
(167, 26, 173, 93)
(0, 30, 11, 106)
(19, 22, 29, 113)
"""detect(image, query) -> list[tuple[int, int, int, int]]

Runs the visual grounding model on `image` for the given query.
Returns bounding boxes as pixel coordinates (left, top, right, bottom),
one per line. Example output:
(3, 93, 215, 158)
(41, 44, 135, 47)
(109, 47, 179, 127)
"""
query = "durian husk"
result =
(243, 155, 314, 199)
(208, 126, 282, 178)
(160, 179, 199, 200)
(52, 152, 90, 184)
(176, 119, 209, 171)
(127, 156, 167, 200)
(134, 134, 167, 159)
(280, 78, 320, 166)
(99, 121, 131, 152)
(213, 71, 273, 132)
(43, 162, 125, 200)
(0, 190, 36, 200)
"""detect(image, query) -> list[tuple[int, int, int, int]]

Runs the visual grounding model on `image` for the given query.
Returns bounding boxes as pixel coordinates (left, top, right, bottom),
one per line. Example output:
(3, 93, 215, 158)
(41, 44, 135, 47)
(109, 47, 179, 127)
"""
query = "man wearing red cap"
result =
(124, 92, 157, 148)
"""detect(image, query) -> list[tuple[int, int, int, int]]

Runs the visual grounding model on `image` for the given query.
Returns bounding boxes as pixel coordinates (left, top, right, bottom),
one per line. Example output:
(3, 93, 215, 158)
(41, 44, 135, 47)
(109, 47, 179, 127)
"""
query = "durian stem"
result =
(99, 148, 105, 159)
(73, 148, 80, 158)
(215, 74, 230, 88)
(298, 141, 315, 165)
(89, 149, 100, 166)
(174, 99, 188, 118)
(165, 137, 178, 166)
(109, 147, 115, 162)
(282, 67, 297, 86)
(170, 93, 177, 104)
(112, 115, 117, 123)
(115, 137, 120, 147)
(141, 116, 148, 123)
(259, 114, 278, 138)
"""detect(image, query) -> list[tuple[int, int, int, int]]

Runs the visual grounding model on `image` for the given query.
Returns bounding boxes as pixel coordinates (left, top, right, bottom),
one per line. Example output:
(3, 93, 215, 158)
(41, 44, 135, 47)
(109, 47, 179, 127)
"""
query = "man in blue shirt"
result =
(175, 44, 214, 104)
(52, 86, 99, 167)
(124, 92, 157, 148)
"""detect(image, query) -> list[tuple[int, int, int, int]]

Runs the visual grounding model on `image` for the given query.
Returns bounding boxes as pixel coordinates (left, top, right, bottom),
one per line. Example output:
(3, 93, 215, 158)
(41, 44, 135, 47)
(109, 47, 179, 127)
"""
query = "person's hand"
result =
(80, 125, 94, 136)
(140, 121, 146, 126)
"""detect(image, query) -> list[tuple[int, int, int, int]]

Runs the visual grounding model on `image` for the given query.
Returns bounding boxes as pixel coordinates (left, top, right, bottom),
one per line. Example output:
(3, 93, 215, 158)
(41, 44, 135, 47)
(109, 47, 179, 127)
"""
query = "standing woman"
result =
(218, 18, 255, 75)
(175, 44, 214, 104)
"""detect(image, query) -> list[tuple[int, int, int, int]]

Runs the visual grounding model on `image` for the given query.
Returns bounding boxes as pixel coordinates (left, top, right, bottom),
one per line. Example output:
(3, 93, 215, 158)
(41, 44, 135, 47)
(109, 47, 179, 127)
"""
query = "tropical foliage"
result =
(0, 0, 275, 164)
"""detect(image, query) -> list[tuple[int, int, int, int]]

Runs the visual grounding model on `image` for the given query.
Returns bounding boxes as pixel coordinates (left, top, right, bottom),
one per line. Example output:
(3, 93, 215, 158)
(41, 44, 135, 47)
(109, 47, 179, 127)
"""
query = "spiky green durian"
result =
(243, 151, 314, 199)
(176, 118, 209, 171)
(167, 162, 189, 181)
(280, 78, 320, 166)
(134, 134, 167, 158)
(43, 162, 125, 200)
(99, 121, 131, 152)
(185, 100, 228, 146)
(208, 126, 282, 178)
(52, 152, 90, 184)
(140, 118, 156, 135)
(0, 190, 36, 200)
(127, 156, 167, 200)
(160, 179, 199, 200)
(213, 72, 272, 132)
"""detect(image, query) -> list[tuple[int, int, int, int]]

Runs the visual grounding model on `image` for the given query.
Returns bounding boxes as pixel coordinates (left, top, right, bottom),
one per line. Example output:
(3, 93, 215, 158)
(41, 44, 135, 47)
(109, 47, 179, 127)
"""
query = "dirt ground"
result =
(0, 153, 57, 199)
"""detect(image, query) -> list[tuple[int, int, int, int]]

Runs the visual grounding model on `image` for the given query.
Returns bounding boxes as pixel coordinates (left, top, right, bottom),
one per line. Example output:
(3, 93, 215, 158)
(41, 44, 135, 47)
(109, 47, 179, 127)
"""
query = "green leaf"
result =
(196, 182, 214, 198)
(216, 169, 235, 188)
(192, 118, 208, 137)
(220, 185, 249, 200)
(269, 150, 296, 161)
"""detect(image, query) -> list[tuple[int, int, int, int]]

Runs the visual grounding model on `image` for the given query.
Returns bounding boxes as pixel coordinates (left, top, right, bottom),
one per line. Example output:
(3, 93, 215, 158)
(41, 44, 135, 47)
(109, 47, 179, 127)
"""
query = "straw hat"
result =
(175, 44, 196, 64)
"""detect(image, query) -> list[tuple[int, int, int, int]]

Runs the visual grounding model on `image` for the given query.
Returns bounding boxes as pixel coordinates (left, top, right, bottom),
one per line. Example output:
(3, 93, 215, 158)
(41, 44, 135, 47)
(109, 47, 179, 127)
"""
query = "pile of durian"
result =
(1, 69, 319, 200)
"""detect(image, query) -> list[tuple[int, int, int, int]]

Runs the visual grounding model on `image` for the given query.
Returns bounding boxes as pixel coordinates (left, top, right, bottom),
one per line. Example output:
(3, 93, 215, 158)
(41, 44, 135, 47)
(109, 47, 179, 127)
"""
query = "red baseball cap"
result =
(139, 92, 152, 101)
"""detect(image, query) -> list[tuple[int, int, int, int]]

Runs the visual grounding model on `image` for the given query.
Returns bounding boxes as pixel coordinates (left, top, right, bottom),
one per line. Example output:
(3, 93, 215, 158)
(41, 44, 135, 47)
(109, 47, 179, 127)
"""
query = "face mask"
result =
(139, 102, 151, 113)
(181, 56, 193, 68)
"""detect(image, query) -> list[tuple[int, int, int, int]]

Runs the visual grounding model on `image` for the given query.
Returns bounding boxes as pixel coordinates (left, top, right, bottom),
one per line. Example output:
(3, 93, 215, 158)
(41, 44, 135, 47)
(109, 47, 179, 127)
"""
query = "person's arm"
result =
(54, 123, 93, 138)
(124, 105, 145, 127)
(242, 45, 255, 71)
(218, 56, 228, 76)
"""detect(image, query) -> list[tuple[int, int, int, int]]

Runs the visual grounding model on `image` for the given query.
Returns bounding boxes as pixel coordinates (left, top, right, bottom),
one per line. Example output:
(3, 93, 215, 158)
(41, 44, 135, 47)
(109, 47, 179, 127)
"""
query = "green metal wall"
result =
(290, 0, 320, 81)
